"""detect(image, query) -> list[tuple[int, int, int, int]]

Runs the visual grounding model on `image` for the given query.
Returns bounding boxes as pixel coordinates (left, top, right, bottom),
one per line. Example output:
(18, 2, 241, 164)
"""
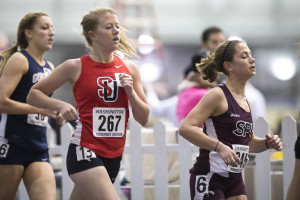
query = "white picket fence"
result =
(254, 116, 297, 200)
(18, 116, 297, 200)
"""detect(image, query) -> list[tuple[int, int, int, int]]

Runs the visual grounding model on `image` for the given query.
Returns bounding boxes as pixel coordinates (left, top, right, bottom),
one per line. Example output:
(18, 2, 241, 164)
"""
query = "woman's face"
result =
(27, 16, 54, 51)
(229, 42, 256, 78)
(204, 32, 225, 52)
(92, 11, 120, 51)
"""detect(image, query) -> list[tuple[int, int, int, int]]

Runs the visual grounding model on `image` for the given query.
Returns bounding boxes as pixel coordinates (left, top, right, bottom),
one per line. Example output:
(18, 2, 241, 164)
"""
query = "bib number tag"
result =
(0, 141, 10, 158)
(27, 114, 48, 127)
(194, 175, 215, 199)
(93, 107, 126, 137)
(195, 175, 208, 196)
(76, 146, 96, 161)
(227, 144, 249, 173)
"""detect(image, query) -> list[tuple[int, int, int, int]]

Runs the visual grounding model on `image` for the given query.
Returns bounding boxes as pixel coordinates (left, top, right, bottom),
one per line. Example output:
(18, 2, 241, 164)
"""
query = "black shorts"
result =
(67, 143, 122, 183)
(295, 136, 300, 159)
(0, 142, 50, 167)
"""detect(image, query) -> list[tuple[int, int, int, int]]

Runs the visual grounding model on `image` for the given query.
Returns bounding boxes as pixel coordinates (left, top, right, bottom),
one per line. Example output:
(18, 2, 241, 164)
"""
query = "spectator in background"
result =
(176, 26, 225, 124)
(143, 27, 225, 127)
(176, 70, 217, 124)
(144, 27, 224, 127)
(144, 83, 178, 126)
(183, 26, 225, 78)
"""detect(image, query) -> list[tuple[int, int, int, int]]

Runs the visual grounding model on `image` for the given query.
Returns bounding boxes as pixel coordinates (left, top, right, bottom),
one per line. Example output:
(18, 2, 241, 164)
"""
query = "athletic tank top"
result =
(72, 54, 130, 158)
(191, 84, 253, 177)
(0, 50, 52, 150)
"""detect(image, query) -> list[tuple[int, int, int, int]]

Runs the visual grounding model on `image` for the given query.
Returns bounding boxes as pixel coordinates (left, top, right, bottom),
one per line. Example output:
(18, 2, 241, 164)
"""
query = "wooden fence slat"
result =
(61, 123, 74, 200)
(129, 120, 144, 200)
(282, 116, 297, 199)
(178, 134, 193, 200)
(154, 121, 168, 199)
(255, 117, 271, 200)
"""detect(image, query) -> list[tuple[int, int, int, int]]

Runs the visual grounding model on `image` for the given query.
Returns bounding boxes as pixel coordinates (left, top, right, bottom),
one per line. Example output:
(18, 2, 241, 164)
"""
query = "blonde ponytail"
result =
(0, 46, 18, 77)
(118, 26, 138, 59)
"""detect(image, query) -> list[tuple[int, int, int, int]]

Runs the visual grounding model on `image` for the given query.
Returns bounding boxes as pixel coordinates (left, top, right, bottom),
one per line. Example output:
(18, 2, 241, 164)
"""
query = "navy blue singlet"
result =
(0, 50, 52, 150)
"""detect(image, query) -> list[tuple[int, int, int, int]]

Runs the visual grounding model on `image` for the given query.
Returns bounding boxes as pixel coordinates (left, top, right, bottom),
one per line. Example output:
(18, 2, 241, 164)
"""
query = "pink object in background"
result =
(176, 87, 208, 125)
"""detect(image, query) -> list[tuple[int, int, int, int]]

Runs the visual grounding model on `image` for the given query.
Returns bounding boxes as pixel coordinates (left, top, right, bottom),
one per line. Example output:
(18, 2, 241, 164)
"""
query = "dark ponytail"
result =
(196, 52, 218, 83)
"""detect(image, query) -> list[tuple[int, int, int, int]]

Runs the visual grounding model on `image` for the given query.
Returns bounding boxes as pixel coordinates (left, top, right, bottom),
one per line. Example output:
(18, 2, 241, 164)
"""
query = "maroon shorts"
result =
(190, 171, 246, 200)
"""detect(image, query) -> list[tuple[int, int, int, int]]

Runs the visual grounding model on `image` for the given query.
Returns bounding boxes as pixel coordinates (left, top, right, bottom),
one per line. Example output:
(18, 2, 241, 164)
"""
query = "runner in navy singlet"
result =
(179, 40, 282, 200)
(0, 12, 64, 200)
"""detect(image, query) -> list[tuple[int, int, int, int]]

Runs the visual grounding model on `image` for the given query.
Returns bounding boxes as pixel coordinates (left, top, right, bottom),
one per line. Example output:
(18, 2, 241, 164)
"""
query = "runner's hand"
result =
(40, 109, 59, 119)
(58, 102, 77, 121)
(54, 112, 66, 126)
(266, 134, 282, 151)
(217, 142, 240, 166)
(119, 74, 134, 95)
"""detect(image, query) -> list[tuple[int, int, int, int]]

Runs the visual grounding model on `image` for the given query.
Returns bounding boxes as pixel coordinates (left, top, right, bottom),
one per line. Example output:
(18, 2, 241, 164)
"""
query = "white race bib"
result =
(194, 174, 215, 199)
(27, 114, 48, 127)
(76, 146, 96, 161)
(227, 144, 249, 173)
(0, 140, 10, 158)
(92, 107, 126, 137)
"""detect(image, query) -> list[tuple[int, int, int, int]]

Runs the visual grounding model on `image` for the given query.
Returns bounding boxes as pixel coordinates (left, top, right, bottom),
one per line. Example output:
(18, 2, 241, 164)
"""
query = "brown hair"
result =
(81, 7, 138, 59)
(0, 12, 48, 77)
(196, 40, 245, 82)
(202, 26, 223, 43)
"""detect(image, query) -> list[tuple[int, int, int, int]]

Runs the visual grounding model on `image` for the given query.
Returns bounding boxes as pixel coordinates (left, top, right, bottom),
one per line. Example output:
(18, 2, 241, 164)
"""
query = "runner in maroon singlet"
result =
(179, 40, 282, 200)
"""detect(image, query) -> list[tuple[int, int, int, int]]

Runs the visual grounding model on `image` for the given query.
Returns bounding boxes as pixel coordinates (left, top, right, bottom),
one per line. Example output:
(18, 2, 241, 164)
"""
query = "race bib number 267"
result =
(93, 107, 126, 137)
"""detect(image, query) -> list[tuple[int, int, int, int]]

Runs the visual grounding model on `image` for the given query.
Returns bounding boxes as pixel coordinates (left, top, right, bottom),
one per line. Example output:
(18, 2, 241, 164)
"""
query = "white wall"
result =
(1, 0, 300, 45)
